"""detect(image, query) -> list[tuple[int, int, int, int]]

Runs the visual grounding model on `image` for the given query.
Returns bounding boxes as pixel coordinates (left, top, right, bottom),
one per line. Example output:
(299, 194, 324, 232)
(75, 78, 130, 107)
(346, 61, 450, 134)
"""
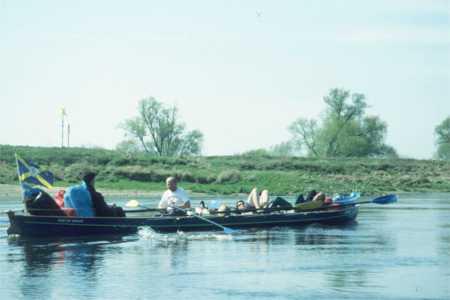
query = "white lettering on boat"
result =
(57, 218, 84, 224)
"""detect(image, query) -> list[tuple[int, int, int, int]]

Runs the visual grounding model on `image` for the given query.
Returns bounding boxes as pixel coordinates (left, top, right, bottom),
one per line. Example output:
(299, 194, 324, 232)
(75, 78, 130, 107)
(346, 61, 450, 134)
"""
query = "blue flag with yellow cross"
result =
(15, 154, 54, 189)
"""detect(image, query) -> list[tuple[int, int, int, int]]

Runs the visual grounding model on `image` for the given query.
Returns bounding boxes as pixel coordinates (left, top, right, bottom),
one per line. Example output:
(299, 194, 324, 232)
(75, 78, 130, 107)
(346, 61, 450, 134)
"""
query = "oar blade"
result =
(223, 227, 237, 234)
(372, 194, 398, 205)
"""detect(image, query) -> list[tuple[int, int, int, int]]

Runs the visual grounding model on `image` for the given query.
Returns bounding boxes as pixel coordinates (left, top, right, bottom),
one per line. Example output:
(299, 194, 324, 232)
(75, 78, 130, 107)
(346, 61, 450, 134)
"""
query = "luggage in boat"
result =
(64, 183, 95, 217)
(25, 189, 66, 216)
(54, 189, 76, 216)
(54, 189, 65, 208)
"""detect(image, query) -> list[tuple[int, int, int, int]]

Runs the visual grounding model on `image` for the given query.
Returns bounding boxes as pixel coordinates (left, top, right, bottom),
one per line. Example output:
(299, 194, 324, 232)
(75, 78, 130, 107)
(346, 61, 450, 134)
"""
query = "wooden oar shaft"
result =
(124, 207, 164, 213)
(0, 209, 24, 215)
(172, 206, 236, 234)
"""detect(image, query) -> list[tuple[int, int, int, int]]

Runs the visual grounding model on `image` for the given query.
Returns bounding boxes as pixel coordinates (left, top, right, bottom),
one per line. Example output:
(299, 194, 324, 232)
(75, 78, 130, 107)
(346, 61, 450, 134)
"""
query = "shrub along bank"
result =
(0, 144, 449, 195)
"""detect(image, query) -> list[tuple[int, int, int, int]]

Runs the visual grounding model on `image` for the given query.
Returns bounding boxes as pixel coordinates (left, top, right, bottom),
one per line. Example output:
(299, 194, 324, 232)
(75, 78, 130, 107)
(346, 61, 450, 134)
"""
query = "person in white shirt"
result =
(158, 177, 191, 209)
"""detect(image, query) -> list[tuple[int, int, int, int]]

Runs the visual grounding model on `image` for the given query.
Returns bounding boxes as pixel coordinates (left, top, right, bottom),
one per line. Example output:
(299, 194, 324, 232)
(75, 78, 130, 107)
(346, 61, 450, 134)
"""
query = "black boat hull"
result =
(7, 206, 358, 237)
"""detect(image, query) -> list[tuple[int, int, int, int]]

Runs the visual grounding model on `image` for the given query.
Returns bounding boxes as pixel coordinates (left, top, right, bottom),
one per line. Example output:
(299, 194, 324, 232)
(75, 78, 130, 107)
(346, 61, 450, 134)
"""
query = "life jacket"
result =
(64, 182, 94, 217)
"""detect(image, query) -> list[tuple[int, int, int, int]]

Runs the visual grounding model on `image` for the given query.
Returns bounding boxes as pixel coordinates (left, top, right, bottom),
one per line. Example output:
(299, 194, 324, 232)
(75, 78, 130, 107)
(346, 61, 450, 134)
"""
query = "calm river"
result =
(0, 193, 449, 300)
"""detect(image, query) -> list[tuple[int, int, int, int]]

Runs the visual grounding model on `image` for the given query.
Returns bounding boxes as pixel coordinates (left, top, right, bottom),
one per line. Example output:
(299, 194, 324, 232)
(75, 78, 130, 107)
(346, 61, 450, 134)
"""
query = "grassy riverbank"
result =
(1, 145, 449, 196)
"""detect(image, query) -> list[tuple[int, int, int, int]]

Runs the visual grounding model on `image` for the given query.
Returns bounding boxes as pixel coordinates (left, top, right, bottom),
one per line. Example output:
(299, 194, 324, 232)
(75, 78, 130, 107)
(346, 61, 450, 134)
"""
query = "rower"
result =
(159, 177, 191, 215)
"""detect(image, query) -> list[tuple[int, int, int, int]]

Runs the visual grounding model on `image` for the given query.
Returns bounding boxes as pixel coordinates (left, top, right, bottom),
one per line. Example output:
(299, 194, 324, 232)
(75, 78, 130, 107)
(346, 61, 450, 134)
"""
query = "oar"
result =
(172, 206, 237, 234)
(125, 200, 236, 234)
(339, 194, 398, 206)
(0, 209, 24, 215)
(297, 194, 398, 212)
(124, 200, 164, 213)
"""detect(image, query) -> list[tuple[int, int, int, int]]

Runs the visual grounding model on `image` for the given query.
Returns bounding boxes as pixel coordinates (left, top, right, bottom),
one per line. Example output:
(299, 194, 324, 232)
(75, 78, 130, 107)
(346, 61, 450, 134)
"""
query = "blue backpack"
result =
(64, 182, 94, 217)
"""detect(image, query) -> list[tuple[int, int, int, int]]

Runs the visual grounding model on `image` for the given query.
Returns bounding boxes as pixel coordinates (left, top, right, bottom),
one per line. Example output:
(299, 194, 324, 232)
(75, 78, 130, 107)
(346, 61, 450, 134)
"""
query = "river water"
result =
(0, 193, 449, 300)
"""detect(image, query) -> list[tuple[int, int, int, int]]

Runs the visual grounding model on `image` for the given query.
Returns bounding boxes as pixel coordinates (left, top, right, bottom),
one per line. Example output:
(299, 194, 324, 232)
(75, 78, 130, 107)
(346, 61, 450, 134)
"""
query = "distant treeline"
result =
(1, 144, 449, 195)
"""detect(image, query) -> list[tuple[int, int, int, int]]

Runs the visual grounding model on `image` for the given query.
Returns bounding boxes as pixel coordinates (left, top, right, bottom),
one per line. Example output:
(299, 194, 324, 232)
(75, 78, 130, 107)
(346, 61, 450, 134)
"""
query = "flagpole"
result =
(14, 153, 26, 206)
(61, 108, 65, 148)
(67, 123, 70, 148)
(14, 153, 22, 186)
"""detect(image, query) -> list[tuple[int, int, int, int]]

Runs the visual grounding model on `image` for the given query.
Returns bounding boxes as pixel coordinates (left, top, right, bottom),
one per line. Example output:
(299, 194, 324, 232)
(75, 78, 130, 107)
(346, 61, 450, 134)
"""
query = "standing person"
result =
(83, 172, 125, 217)
(159, 177, 191, 209)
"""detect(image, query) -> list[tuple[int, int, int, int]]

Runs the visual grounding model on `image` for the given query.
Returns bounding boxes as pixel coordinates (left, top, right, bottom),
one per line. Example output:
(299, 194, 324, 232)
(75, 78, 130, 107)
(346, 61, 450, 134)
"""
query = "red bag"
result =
(324, 196, 332, 205)
(54, 190, 65, 208)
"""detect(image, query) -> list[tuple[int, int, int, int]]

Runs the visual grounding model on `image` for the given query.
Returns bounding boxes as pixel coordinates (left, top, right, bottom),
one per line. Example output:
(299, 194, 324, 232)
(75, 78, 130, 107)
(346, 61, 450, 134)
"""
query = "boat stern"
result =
(6, 211, 21, 235)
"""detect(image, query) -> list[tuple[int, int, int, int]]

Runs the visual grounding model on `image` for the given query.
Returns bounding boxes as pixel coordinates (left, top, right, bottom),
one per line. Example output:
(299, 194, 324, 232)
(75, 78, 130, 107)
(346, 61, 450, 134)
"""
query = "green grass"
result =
(1, 144, 449, 196)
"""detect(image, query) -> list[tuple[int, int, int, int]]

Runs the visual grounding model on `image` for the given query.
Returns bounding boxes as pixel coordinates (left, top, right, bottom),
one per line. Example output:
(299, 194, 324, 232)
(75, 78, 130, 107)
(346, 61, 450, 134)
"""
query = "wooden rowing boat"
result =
(6, 205, 359, 237)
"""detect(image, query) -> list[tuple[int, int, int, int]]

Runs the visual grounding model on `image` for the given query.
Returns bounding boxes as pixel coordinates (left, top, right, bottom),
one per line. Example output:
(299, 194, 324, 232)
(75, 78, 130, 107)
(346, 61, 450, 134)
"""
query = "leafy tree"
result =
(289, 118, 319, 156)
(435, 116, 450, 160)
(289, 88, 397, 158)
(120, 97, 203, 156)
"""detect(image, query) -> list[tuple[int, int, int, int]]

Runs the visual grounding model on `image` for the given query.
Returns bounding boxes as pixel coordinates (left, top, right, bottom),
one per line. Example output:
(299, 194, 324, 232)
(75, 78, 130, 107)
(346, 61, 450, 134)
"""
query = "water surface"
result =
(0, 193, 449, 300)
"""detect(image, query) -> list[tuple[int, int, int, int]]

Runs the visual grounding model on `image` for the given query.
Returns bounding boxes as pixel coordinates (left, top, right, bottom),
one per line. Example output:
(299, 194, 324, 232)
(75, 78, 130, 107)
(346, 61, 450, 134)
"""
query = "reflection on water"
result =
(6, 236, 130, 299)
(0, 193, 449, 300)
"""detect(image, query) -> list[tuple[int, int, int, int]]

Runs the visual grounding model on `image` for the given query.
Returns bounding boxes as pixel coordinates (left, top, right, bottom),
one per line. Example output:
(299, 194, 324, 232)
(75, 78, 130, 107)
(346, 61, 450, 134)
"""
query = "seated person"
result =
(216, 203, 231, 215)
(233, 188, 268, 213)
(159, 177, 191, 215)
(236, 188, 293, 212)
(247, 187, 270, 209)
(195, 200, 210, 215)
(295, 191, 327, 211)
(267, 197, 293, 209)
(236, 199, 251, 211)
(237, 196, 293, 211)
(295, 194, 306, 205)
(83, 172, 125, 217)
(295, 190, 318, 204)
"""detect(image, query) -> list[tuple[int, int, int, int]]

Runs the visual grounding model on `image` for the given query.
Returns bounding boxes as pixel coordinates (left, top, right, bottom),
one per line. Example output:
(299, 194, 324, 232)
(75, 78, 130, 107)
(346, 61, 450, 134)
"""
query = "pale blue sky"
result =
(1, 0, 449, 158)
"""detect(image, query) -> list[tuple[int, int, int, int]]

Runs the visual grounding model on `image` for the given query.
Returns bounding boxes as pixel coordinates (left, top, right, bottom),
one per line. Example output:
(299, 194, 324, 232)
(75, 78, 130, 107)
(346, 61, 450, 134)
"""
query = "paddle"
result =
(172, 206, 237, 234)
(124, 200, 165, 213)
(124, 200, 237, 234)
(0, 209, 24, 215)
(338, 193, 398, 206)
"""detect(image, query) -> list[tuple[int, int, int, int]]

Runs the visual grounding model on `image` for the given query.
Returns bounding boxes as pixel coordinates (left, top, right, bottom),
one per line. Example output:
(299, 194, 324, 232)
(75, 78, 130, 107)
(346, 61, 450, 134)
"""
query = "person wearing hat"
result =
(83, 172, 125, 217)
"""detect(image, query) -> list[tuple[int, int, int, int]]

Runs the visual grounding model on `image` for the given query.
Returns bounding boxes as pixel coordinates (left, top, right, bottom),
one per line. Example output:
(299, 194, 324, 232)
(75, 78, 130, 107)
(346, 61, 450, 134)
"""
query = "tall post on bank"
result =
(61, 108, 66, 148)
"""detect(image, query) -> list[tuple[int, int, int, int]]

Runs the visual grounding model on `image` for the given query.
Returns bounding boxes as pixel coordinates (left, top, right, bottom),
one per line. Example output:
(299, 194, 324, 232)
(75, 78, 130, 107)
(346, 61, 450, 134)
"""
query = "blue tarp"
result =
(64, 182, 94, 217)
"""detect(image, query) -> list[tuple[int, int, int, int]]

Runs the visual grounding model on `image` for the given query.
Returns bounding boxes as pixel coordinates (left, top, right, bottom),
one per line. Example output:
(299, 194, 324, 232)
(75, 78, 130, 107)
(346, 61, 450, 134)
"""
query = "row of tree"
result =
(118, 89, 450, 160)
